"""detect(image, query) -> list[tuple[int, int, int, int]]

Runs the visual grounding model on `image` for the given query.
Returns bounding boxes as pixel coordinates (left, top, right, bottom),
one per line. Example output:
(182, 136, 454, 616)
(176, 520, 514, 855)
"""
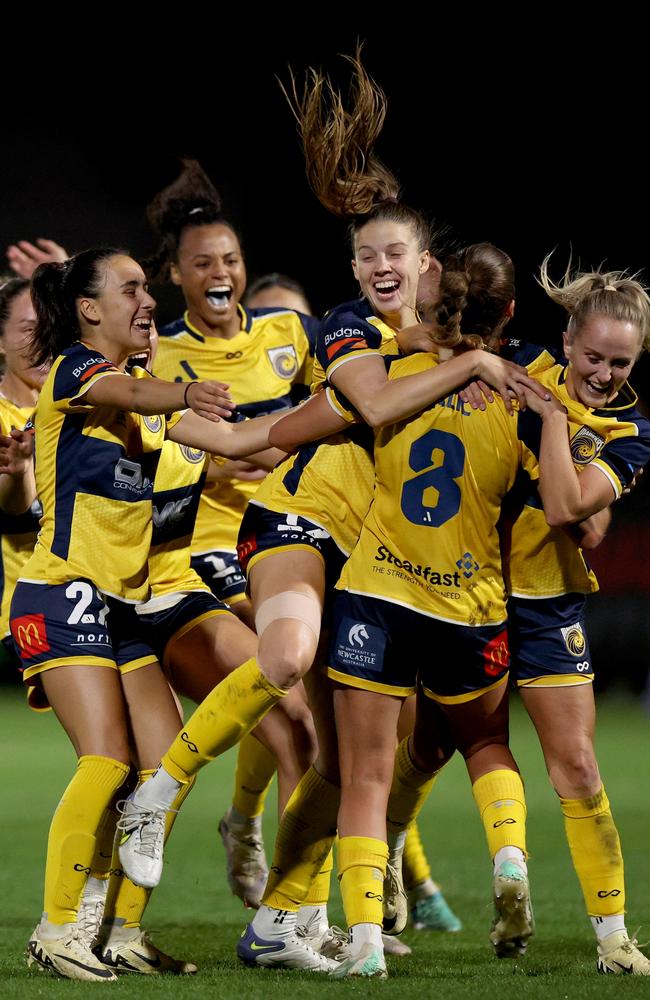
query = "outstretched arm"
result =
(0, 429, 37, 514)
(168, 409, 286, 467)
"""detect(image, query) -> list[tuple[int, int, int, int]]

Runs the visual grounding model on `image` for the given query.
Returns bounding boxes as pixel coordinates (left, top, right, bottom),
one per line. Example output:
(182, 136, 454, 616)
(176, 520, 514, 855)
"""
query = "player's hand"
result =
(6, 238, 68, 278)
(0, 428, 35, 475)
(461, 353, 552, 415)
(184, 380, 234, 421)
(517, 382, 566, 418)
(622, 467, 643, 496)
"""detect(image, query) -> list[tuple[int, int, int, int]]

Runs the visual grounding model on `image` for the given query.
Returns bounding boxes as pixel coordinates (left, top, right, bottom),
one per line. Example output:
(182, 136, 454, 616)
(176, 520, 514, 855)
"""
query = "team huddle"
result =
(1, 53, 649, 982)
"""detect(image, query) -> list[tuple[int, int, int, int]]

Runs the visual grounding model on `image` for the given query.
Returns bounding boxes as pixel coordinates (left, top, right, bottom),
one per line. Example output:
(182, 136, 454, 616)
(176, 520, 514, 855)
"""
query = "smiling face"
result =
(171, 223, 246, 338)
(78, 255, 156, 364)
(0, 288, 48, 390)
(351, 219, 429, 329)
(563, 313, 642, 407)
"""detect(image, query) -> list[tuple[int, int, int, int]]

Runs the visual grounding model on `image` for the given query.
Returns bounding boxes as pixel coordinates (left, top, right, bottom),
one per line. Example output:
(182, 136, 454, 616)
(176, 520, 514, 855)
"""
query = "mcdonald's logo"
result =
(483, 629, 510, 677)
(11, 613, 50, 660)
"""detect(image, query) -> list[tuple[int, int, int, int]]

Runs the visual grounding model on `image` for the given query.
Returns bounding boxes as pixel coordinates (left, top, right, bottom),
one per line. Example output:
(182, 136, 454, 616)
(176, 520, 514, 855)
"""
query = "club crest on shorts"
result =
(570, 426, 605, 465)
(266, 345, 298, 380)
(560, 622, 586, 656)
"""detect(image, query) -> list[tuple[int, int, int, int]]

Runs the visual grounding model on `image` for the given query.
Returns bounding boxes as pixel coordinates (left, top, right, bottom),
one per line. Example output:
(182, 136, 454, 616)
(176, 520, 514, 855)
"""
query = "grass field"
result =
(1, 685, 649, 998)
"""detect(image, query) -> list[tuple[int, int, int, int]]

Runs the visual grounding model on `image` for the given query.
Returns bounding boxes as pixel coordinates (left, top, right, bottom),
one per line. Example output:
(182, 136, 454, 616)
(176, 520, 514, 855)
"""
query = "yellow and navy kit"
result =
(505, 363, 650, 598)
(336, 352, 538, 626)
(148, 439, 210, 597)
(154, 304, 318, 558)
(0, 396, 40, 639)
(18, 343, 179, 603)
(250, 299, 401, 558)
(311, 296, 400, 393)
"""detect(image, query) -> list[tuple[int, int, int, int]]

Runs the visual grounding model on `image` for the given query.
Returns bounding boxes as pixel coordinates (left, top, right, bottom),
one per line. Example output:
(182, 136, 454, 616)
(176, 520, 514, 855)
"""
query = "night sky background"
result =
(2, 24, 649, 685)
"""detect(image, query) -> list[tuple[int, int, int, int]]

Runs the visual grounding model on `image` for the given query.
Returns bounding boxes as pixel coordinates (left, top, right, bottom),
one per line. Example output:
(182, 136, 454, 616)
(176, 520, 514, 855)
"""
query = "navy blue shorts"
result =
(328, 591, 510, 702)
(237, 503, 346, 597)
(508, 594, 593, 688)
(136, 590, 231, 662)
(190, 550, 248, 604)
(10, 579, 157, 684)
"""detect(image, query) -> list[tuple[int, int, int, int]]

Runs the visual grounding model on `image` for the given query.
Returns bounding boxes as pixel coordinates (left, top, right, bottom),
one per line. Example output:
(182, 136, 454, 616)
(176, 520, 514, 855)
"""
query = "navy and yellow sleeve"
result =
(592, 429, 650, 498)
(500, 338, 562, 372)
(51, 344, 122, 411)
(316, 305, 384, 380)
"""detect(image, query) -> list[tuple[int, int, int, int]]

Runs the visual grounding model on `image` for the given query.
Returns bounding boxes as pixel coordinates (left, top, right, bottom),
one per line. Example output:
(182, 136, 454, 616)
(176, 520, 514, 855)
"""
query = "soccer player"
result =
(506, 261, 650, 974)
(234, 53, 541, 973)
(146, 162, 320, 903)
(244, 273, 312, 315)
(0, 278, 45, 668)
(5, 249, 294, 981)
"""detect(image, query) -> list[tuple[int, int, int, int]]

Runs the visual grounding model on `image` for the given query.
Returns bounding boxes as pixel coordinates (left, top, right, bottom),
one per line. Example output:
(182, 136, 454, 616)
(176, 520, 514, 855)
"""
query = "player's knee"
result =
(552, 746, 600, 798)
(256, 591, 321, 686)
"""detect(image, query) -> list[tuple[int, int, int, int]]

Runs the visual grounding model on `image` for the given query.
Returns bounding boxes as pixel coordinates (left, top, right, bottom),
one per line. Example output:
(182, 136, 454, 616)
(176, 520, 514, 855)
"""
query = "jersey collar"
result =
(183, 304, 249, 342)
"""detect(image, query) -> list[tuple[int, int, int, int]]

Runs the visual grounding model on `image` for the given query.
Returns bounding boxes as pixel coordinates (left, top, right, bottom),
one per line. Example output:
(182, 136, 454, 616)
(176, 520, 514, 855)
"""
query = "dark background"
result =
(2, 24, 648, 691)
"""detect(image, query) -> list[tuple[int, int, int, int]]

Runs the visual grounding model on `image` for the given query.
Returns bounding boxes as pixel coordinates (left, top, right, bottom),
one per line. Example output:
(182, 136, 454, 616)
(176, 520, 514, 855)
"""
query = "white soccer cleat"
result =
(77, 883, 108, 945)
(597, 930, 650, 975)
(237, 922, 338, 971)
(489, 860, 534, 958)
(330, 941, 388, 979)
(297, 918, 349, 959)
(94, 927, 197, 974)
(26, 923, 116, 981)
(382, 932, 412, 956)
(383, 861, 408, 935)
(218, 808, 268, 908)
(117, 794, 167, 889)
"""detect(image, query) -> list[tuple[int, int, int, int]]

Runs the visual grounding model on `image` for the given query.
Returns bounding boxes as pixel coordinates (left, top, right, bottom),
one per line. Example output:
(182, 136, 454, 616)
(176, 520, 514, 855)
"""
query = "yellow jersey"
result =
(0, 396, 40, 638)
(154, 305, 318, 555)
(252, 298, 400, 556)
(20, 344, 179, 603)
(337, 352, 538, 625)
(505, 362, 650, 597)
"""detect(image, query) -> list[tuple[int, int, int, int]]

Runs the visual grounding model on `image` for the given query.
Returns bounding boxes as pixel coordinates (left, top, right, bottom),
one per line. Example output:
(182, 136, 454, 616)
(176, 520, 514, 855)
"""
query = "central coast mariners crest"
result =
(570, 426, 605, 466)
(143, 414, 163, 433)
(266, 344, 298, 380)
(180, 444, 205, 464)
(560, 622, 587, 656)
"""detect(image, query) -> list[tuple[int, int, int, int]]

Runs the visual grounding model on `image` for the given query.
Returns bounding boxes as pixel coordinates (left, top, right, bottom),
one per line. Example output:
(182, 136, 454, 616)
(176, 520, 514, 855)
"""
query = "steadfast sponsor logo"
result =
(456, 551, 480, 580)
(374, 544, 461, 587)
(335, 616, 386, 671)
(11, 614, 50, 660)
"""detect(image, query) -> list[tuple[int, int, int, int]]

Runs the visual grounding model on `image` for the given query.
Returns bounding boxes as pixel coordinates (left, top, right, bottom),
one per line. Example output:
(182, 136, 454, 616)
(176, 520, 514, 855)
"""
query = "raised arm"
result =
(83, 374, 233, 421)
(0, 429, 37, 515)
(168, 409, 286, 467)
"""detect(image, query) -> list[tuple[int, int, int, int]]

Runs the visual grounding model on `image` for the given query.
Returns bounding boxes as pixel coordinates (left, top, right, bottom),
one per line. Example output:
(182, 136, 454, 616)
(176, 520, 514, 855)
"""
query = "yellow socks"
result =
(560, 786, 625, 917)
(338, 836, 388, 928)
(387, 737, 440, 837)
(403, 822, 432, 890)
(102, 770, 195, 931)
(232, 734, 276, 819)
(263, 766, 339, 911)
(472, 769, 527, 860)
(43, 756, 129, 925)
(303, 848, 334, 908)
(163, 658, 287, 783)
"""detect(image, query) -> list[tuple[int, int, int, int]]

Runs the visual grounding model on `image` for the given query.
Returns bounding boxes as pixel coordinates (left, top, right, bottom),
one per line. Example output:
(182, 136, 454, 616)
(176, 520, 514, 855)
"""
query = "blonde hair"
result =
(282, 48, 430, 251)
(539, 254, 650, 353)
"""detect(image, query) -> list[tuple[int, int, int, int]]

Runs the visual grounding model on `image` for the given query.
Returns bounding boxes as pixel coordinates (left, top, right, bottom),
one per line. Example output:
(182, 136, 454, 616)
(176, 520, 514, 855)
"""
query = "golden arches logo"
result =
(12, 613, 50, 660)
(561, 623, 586, 656)
(17, 622, 44, 649)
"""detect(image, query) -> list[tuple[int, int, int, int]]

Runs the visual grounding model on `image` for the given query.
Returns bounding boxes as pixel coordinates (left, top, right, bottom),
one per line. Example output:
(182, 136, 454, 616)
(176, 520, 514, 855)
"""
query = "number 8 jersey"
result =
(336, 352, 538, 626)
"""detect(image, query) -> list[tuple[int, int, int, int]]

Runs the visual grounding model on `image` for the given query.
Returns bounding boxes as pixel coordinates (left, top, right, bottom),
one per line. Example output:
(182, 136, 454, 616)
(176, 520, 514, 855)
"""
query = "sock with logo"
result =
(232, 734, 276, 819)
(162, 657, 288, 783)
(263, 766, 339, 911)
(560, 786, 625, 925)
(102, 769, 195, 931)
(338, 836, 388, 932)
(42, 756, 130, 926)
(472, 768, 527, 863)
